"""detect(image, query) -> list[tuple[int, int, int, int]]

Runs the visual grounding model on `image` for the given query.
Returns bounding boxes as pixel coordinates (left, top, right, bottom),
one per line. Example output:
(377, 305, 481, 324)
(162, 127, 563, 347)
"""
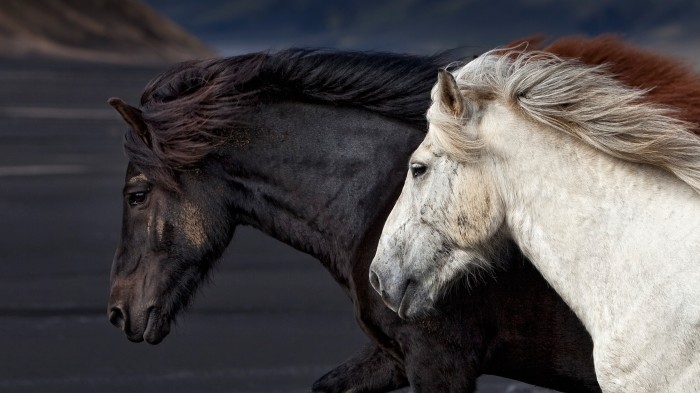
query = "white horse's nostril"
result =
(369, 270, 382, 293)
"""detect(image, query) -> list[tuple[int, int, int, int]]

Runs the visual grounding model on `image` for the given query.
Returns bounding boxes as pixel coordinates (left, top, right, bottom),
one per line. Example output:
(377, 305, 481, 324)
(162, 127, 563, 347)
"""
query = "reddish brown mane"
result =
(548, 36, 700, 134)
(511, 35, 700, 135)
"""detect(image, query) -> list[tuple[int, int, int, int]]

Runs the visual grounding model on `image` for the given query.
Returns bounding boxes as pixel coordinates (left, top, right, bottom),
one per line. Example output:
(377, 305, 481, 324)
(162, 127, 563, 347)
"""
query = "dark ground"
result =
(0, 59, 554, 392)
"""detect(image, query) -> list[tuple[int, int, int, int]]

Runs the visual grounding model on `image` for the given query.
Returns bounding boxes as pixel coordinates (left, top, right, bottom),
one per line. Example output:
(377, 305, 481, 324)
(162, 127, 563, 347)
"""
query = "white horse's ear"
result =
(437, 70, 466, 118)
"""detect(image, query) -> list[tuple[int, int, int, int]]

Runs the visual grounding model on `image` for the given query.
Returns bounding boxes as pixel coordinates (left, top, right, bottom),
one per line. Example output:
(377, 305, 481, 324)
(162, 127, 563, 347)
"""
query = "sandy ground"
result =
(0, 58, 554, 392)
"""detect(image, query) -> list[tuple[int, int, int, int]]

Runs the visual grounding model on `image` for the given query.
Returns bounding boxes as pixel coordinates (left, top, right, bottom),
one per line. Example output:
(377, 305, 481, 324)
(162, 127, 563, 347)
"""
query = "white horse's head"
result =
(369, 70, 507, 319)
(370, 46, 700, 319)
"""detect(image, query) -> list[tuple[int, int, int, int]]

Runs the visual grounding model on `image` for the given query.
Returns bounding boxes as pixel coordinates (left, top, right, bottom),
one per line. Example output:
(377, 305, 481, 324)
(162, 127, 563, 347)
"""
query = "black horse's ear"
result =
(437, 70, 465, 118)
(108, 97, 151, 146)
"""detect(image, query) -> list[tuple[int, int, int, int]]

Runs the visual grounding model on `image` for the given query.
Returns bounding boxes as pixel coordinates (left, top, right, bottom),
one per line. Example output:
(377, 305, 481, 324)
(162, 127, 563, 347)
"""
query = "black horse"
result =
(107, 49, 599, 392)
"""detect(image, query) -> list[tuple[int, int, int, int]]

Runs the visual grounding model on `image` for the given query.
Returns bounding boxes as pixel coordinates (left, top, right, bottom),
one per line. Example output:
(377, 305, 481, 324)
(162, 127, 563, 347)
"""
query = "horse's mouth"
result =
(121, 307, 171, 345)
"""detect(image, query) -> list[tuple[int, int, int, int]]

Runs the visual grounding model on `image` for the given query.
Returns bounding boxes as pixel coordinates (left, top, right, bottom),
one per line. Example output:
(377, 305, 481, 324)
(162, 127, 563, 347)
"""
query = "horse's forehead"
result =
(125, 162, 141, 178)
(413, 137, 437, 158)
(124, 162, 153, 185)
(127, 173, 148, 184)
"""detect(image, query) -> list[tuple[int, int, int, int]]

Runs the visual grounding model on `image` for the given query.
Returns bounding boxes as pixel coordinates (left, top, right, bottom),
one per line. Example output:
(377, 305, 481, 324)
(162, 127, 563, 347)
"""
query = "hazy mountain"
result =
(1, 0, 695, 64)
(0, 0, 214, 63)
(144, 0, 700, 61)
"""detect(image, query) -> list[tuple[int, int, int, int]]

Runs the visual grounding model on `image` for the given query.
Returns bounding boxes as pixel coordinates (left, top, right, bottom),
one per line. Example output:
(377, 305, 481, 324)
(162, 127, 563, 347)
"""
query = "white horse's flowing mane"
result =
(427, 49, 700, 194)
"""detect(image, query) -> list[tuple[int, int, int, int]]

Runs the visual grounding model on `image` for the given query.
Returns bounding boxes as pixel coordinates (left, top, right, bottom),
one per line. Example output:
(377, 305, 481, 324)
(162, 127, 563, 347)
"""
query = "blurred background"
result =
(0, 1, 698, 392)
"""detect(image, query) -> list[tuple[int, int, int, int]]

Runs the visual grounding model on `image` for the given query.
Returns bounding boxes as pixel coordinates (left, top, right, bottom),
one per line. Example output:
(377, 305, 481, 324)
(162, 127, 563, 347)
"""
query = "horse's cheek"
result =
(175, 199, 208, 249)
(454, 184, 500, 247)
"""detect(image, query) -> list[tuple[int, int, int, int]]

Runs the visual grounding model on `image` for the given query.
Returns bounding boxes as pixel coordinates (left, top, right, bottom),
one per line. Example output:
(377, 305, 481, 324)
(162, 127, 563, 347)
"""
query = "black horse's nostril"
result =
(369, 270, 382, 293)
(109, 306, 126, 330)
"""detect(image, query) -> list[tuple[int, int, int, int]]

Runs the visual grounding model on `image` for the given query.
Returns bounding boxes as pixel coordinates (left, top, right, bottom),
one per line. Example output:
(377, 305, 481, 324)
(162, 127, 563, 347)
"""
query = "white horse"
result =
(369, 50, 700, 392)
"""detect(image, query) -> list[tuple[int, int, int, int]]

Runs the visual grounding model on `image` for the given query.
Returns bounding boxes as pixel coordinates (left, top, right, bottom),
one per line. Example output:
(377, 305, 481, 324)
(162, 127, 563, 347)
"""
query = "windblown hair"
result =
(428, 37, 700, 194)
(126, 49, 451, 188)
(542, 35, 700, 129)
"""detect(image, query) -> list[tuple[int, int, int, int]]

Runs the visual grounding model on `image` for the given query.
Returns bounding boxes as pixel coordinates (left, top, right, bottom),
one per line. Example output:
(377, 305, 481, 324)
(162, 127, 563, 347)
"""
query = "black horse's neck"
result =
(222, 102, 424, 289)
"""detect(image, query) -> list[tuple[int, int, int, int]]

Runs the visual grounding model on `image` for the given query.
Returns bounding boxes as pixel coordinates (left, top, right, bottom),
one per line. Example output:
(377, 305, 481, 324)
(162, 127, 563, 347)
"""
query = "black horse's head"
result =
(107, 97, 236, 344)
(105, 55, 266, 344)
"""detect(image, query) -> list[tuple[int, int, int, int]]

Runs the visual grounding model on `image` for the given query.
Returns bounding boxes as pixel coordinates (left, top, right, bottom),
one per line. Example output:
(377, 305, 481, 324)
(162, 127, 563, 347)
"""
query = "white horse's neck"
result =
(483, 102, 700, 389)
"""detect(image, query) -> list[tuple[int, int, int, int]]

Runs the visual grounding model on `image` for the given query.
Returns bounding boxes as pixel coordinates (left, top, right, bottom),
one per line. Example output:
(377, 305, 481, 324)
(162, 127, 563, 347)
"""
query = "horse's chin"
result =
(396, 282, 434, 321)
(143, 308, 171, 345)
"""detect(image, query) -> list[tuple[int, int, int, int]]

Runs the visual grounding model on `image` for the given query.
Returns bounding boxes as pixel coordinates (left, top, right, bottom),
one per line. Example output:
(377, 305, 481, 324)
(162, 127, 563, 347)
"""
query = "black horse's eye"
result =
(410, 162, 427, 178)
(127, 191, 148, 206)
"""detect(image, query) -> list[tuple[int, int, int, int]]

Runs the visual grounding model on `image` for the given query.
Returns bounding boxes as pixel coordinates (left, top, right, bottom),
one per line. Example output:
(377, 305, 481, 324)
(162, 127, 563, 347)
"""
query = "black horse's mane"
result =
(125, 48, 453, 187)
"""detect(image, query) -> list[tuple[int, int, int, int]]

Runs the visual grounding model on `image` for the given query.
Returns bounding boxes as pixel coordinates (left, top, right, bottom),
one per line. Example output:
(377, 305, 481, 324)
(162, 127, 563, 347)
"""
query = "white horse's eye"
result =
(410, 162, 427, 178)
